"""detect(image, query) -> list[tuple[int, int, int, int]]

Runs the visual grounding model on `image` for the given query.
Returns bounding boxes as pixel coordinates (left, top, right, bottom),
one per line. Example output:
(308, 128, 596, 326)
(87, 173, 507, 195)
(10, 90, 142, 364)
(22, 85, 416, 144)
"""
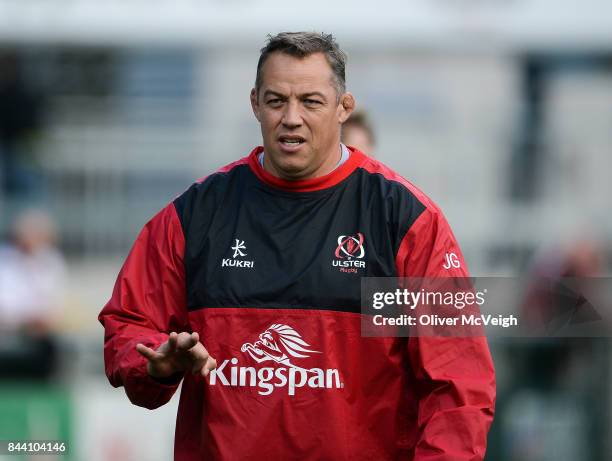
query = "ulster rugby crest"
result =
(332, 232, 366, 273)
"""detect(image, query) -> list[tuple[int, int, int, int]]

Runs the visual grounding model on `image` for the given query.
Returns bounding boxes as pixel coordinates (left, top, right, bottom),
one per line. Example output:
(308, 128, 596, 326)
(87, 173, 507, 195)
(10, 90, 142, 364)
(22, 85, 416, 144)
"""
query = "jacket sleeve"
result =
(396, 206, 496, 461)
(98, 203, 190, 410)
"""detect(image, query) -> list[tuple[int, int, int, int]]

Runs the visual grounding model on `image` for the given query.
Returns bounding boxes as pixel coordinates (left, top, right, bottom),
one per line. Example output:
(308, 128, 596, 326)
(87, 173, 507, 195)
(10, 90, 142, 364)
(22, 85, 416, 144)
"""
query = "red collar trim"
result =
(247, 146, 365, 192)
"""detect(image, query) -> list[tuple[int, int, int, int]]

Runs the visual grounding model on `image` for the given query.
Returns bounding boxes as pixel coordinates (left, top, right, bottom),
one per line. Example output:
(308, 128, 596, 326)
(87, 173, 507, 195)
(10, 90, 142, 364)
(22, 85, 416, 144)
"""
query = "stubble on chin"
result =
(266, 152, 312, 180)
(276, 161, 312, 180)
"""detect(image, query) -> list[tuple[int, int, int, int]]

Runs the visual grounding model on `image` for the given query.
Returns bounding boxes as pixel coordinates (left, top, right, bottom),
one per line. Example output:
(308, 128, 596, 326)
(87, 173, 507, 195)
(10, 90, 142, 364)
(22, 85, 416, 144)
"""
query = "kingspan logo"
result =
(209, 324, 344, 396)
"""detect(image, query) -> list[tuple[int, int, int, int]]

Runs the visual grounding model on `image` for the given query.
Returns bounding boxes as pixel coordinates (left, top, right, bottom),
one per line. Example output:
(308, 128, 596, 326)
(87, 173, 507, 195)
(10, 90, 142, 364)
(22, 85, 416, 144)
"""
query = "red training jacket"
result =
(99, 147, 496, 460)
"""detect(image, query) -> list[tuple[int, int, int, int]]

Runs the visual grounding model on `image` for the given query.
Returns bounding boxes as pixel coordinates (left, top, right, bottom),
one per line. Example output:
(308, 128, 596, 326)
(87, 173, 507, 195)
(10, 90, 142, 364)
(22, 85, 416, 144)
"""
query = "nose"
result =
(281, 100, 302, 129)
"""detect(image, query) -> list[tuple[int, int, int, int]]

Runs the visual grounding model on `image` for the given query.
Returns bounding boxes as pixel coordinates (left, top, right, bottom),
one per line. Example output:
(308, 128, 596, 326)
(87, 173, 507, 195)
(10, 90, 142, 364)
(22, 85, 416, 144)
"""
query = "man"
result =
(99, 32, 495, 460)
(341, 109, 376, 156)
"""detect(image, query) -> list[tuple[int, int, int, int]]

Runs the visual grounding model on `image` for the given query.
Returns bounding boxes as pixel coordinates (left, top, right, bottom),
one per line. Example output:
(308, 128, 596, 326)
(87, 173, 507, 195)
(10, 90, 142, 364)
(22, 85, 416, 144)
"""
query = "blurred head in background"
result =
(341, 109, 376, 156)
(250, 32, 355, 180)
(12, 208, 58, 254)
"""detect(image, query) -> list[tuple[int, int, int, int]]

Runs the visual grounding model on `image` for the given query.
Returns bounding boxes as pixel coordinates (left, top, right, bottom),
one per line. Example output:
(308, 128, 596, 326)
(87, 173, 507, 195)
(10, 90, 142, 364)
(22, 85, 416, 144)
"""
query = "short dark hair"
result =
(255, 32, 347, 97)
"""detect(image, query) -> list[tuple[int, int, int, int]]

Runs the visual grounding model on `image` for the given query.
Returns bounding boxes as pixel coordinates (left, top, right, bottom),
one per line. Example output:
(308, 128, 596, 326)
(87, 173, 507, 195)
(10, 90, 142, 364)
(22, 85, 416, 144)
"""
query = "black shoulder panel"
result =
(174, 165, 426, 313)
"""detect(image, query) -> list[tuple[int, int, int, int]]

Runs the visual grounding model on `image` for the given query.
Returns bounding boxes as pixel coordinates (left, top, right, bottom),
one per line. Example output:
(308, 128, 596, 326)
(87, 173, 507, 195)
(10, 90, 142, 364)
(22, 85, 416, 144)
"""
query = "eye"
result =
(304, 99, 322, 107)
(266, 98, 284, 107)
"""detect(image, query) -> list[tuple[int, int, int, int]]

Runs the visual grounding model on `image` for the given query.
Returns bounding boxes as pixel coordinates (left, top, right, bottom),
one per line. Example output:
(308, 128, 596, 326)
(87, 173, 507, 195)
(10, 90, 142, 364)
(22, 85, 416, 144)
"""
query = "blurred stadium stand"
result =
(0, 1, 611, 460)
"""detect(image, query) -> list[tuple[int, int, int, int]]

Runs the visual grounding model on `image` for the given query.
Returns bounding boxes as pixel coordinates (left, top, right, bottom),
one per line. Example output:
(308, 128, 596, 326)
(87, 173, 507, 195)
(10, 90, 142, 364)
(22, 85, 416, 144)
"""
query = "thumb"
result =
(136, 343, 163, 361)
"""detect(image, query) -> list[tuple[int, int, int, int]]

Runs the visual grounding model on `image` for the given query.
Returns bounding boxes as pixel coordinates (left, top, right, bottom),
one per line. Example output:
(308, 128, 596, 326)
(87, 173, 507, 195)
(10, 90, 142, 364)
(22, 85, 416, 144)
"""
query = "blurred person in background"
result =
(341, 109, 376, 156)
(0, 51, 43, 197)
(496, 235, 607, 461)
(99, 31, 495, 461)
(0, 209, 66, 380)
(522, 236, 604, 332)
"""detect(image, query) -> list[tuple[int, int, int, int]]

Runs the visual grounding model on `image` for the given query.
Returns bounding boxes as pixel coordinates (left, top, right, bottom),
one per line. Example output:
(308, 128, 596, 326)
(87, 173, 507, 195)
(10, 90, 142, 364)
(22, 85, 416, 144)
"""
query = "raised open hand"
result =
(136, 331, 217, 379)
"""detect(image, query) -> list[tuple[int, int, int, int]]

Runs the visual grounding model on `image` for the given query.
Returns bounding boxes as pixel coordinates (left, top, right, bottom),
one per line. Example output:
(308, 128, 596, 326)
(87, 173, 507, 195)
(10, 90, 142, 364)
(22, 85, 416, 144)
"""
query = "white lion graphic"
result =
(241, 324, 320, 371)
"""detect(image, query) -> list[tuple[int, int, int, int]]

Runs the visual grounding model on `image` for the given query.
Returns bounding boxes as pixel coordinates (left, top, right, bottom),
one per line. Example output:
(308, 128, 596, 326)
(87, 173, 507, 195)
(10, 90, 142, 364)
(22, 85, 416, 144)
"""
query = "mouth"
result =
(278, 135, 306, 151)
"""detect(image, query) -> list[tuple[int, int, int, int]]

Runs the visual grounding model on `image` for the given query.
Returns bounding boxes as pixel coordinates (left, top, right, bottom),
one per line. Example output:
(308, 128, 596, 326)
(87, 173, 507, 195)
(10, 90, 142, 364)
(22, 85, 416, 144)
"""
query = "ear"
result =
(338, 92, 355, 124)
(250, 88, 261, 121)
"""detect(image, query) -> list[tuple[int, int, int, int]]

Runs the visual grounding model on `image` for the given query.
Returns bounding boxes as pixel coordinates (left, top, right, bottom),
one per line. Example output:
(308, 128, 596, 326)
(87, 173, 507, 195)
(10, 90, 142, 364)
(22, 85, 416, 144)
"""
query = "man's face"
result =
(251, 52, 354, 180)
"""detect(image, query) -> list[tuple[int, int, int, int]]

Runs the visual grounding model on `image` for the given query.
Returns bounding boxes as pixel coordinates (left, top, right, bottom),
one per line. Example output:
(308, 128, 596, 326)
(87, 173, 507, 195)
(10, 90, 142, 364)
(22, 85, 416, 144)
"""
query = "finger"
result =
(187, 342, 210, 363)
(187, 344, 209, 373)
(188, 343, 209, 373)
(166, 332, 178, 352)
(176, 331, 198, 351)
(201, 356, 217, 377)
(136, 343, 163, 361)
(202, 357, 216, 377)
(191, 355, 207, 375)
